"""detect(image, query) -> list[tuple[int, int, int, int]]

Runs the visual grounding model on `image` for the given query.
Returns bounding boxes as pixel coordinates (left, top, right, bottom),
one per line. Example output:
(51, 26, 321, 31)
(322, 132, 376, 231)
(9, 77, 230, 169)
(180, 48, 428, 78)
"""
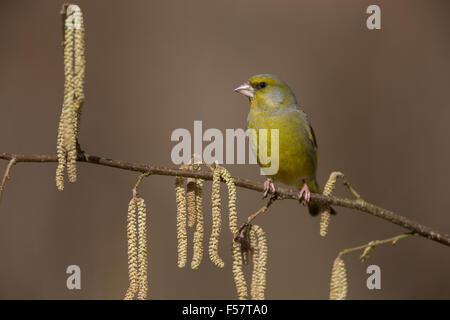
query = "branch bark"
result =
(1, 151, 449, 247)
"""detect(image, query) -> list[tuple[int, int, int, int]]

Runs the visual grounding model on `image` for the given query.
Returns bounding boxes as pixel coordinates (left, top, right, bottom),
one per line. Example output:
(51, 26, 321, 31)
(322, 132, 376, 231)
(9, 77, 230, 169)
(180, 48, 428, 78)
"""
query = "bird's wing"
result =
(306, 122, 319, 166)
(291, 108, 318, 151)
(308, 124, 318, 150)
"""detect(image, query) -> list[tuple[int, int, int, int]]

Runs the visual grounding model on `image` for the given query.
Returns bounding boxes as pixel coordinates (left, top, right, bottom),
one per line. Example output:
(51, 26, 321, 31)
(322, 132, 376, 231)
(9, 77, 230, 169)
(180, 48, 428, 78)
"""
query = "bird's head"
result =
(234, 74, 297, 110)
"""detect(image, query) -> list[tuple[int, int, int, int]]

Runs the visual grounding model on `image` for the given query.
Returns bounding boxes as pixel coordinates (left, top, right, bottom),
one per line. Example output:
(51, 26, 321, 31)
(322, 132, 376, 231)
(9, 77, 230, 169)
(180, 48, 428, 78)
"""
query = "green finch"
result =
(235, 74, 333, 215)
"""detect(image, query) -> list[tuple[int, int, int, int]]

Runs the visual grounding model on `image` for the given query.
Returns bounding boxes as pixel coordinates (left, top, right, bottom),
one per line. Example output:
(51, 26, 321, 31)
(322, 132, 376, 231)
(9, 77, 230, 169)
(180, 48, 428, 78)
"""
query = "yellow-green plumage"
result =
(243, 74, 324, 215)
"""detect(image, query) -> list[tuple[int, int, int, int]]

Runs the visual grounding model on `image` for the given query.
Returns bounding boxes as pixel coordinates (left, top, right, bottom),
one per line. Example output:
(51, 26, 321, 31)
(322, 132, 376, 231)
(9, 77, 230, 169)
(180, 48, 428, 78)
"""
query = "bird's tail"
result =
(307, 180, 337, 216)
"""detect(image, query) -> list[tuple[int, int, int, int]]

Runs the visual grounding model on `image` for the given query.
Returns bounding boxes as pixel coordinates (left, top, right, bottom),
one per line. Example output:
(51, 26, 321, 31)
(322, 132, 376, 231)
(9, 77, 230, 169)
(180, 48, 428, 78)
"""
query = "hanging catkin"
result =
(56, 4, 86, 190)
(329, 256, 348, 300)
(209, 167, 224, 268)
(124, 198, 138, 300)
(125, 196, 149, 300)
(320, 171, 343, 236)
(250, 225, 268, 300)
(232, 240, 248, 300)
(191, 179, 204, 269)
(136, 198, 148, 299)
(175, 177, 187, 268)
(186, 178, 197, 228)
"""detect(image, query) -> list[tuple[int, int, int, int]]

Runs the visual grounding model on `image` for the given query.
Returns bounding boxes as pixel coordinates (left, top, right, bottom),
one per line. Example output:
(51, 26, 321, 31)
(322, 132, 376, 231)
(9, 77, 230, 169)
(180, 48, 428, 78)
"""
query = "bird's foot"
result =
(298, 183, 311, 205)
(263, 178, 276, 198)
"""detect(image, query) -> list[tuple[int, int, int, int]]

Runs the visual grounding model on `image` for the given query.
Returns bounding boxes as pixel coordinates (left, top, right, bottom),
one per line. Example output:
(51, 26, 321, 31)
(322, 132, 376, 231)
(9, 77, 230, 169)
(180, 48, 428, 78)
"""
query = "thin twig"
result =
(0, 158, 17, 203)
(339, 233, 414, 258)
(133, 172, 151, 198)
(234, 197, 277, 251)
(0, 151, 449, 247)
(246, 197, 277, 226)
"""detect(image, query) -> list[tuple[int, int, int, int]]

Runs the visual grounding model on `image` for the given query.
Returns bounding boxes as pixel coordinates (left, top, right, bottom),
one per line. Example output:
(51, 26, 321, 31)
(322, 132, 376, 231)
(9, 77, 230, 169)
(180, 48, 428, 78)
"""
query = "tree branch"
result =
(0, 151, 449, 247)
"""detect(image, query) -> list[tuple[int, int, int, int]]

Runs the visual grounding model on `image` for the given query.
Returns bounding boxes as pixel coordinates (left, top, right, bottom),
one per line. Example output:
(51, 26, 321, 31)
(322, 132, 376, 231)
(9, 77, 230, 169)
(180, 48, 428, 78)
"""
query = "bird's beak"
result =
(234, 82, 255, 98)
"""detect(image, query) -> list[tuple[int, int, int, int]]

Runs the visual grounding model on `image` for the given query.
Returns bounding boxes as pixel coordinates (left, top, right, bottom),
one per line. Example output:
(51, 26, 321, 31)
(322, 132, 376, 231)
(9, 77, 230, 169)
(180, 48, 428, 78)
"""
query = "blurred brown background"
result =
(0, 0, 449, 299)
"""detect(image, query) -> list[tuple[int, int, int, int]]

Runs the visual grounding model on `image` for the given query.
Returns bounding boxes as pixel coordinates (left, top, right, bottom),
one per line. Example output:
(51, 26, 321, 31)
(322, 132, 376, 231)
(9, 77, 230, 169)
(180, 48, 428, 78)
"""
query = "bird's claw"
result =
(263, 179, 276, 198)
(298, 183, 311, 205)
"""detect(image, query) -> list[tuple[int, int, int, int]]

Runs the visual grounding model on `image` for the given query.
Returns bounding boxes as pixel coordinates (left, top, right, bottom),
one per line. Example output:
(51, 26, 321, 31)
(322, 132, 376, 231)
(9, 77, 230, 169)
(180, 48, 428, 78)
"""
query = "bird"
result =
(234, 74, 333, 216)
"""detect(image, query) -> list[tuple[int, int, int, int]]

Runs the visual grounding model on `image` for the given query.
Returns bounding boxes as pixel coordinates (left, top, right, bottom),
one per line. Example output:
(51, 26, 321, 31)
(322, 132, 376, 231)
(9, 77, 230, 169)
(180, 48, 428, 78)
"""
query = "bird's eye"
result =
(256, 82, 267, 90)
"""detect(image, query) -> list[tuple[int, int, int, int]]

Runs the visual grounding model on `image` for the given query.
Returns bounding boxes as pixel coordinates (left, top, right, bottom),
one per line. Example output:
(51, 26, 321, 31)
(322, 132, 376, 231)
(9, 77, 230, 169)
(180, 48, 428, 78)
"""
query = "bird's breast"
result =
(247, 109, 317, 186)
